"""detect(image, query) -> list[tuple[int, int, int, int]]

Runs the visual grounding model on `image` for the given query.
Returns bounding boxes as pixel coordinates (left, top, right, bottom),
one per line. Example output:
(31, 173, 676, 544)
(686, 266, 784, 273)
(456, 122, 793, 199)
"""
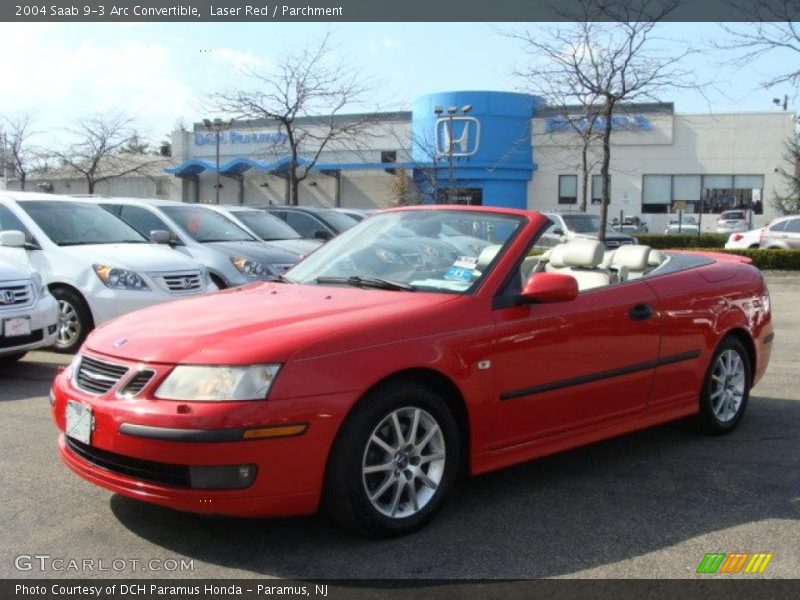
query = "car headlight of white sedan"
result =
(93, 265, 150, 291)
(156, 365, 281, 401)
(230, 256, 272, 278)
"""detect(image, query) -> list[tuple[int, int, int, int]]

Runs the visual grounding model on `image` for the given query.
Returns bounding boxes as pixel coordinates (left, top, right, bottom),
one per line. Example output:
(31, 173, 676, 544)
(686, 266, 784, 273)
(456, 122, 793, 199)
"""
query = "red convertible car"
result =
(51, 207, 773, 536)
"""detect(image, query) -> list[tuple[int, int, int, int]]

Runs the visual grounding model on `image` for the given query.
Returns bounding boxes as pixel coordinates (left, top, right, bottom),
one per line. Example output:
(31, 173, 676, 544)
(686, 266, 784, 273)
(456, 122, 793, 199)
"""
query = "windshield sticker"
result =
(444, 266, 474, 282)
(453, 256, 478, 269)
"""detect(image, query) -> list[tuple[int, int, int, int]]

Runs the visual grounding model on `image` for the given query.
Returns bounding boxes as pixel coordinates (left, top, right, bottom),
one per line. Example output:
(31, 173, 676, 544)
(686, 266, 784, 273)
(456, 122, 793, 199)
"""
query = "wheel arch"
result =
(48, 281, 96, 327)
(331, 367, 472, 476)
(719, 327, 756, 387)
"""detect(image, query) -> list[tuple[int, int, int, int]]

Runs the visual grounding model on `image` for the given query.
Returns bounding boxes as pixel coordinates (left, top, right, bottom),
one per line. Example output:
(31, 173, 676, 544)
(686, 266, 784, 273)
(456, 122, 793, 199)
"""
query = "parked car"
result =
(0, 192, 215, 353)
(0, 250, 58, 363)
(716, 210, 750, 234)
(204, 205, 322, 257)
(759, 215, 800, 249)
(612, 215, 649, 234)
(94, 198, 301, 289)
(538, 212, 638, 249)
(263, 206, 358, 241)
(51, 206, 772, 536)
(725, 228, 763, 250)
(664, 215, 700, 235)
(333, 208, 374, 222)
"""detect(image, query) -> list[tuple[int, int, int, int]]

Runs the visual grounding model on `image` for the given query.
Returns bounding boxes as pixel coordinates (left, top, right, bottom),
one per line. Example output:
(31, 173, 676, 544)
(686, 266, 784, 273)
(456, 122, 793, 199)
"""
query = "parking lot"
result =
(0, 272, 798, 580)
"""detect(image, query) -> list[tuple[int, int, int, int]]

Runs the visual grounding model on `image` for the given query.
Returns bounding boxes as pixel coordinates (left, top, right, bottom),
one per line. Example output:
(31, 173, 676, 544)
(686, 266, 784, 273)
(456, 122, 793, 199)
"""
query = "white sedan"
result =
(724, 228, 763, 250)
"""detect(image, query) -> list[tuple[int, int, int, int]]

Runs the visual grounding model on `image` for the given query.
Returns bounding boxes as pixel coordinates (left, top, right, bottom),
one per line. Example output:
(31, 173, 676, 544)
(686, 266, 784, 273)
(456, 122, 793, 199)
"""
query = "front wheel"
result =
(694, 337, 751, 435)
(51, 287, 93, 354)
(324, 381, 461, 537)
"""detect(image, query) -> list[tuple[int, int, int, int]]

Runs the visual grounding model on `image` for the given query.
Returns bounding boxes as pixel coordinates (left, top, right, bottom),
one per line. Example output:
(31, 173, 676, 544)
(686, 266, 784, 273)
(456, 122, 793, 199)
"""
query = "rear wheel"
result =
(52, 287, 93, 354)
(324, 381, 461, 537)
(694, 337, 751, 435)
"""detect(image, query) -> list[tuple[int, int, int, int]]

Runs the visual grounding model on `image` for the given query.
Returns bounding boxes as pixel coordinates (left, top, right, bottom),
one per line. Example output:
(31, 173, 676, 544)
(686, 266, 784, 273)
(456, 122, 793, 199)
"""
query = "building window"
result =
(641, 174, 764, 214)
(558, 175, 578, 205)
(642, 175, 671, 213)
(591, 175, 610, 204)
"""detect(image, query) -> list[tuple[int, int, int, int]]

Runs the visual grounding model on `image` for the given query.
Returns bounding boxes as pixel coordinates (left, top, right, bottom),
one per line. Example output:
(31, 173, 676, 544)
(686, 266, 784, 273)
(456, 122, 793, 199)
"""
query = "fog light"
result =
(48, 324, 57, 335)
(189, 464, 257, 489)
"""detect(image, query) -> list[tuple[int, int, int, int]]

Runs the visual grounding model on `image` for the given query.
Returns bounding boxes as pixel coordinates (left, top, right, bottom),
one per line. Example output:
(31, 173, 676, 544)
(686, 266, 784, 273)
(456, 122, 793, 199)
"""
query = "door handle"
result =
(629, 303, 654, 321)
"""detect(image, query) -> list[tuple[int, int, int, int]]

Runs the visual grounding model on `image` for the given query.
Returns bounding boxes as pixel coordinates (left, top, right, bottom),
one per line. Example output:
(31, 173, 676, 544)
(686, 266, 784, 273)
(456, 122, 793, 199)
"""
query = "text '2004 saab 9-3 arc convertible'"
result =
(50, 206, 774, 536)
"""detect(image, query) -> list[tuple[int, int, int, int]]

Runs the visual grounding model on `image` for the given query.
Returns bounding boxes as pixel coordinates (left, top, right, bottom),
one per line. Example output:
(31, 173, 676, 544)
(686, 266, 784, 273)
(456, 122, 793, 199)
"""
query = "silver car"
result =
(94, 198, 301, 288)
(716, 209, 750, 234)
(538, 212, 637, 249)
(759, 215, 800, 249)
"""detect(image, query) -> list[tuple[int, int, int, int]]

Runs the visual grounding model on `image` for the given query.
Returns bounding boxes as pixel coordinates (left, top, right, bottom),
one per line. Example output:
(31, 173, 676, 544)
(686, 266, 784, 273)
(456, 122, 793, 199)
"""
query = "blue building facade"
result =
(411, 91, 540, 209)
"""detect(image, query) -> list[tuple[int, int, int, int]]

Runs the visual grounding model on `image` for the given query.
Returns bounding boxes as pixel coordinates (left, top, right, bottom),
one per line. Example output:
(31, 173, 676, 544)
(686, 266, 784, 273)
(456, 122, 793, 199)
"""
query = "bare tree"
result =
(211, 34, 380, 205)
(718, 1, 800, 89)
(772, 137, 800, 214)
(1, 113, 36, 190)
(48, 113, 161, 194)
(508, 0, 698, 239)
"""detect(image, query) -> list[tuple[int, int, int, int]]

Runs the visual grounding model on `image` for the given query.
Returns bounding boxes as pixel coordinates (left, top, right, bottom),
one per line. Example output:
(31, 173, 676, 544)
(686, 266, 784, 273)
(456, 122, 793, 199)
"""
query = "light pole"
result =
(202, 118, 234, 204)
(436, 104, 472, 204)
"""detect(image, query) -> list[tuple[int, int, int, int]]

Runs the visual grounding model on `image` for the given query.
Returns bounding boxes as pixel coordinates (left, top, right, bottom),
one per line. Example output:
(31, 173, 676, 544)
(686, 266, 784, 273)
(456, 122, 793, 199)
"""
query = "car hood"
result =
(0, 256, 32, 281)
(85, 282, 461, 364)
(206, 240, 300, 265)
(58, 243, 202, 272)
(262, 238, 323, 257)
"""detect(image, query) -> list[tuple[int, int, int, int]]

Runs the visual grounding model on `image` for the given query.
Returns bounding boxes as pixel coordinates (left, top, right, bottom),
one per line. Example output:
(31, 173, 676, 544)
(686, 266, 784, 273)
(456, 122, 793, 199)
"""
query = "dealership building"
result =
(167, 91, 795, 231)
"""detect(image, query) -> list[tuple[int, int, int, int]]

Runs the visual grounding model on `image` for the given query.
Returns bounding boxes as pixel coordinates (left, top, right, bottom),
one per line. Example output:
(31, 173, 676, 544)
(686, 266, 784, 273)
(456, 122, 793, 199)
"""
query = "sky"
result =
(0, 21, 795, 148)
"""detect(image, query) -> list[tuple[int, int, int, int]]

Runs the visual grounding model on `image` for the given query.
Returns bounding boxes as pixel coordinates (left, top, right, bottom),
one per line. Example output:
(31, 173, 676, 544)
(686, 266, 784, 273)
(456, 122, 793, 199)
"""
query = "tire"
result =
(324, 381, 461, 537)
(51, 287, 93, 354)
(0, 352, 26, 365)
(694, 336, 751, 435)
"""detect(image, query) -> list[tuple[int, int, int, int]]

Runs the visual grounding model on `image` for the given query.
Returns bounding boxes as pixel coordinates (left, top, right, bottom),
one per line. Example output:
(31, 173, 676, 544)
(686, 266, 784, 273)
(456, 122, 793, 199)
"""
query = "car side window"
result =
(785, 219, 800, 234)
(769, 220, 788, 232)
(118, 206, 173, 238)
(0, 205, 33, 239)
(285, 212, 325, 237)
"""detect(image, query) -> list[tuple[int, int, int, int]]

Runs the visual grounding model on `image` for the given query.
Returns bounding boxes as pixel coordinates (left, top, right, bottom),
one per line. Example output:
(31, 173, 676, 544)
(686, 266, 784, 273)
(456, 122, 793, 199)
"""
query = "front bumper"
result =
(50, 355, 351, 517)
(86, 281, 216, 326)
(0, 295, 58, 356)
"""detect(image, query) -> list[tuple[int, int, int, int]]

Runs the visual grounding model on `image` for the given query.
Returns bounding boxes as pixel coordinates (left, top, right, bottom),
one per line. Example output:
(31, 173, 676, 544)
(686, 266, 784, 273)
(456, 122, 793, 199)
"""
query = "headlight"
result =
(156, 365, 281, 401)
(231, 256, 272, 278)
(31, 272, 49, 297)
(93, 265, 150, 291)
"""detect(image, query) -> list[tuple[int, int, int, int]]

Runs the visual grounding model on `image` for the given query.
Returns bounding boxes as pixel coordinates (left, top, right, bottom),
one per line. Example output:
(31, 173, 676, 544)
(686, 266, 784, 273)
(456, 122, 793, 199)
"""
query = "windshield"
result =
(722, 211, 746, 220)
(561, 214, 618, 234)
(162, 206, 255, 243)
(233, 210, 301, 240)
(317, 210, 358, 232)
(18, 201, 147, 246)
(287, 210, 525, 293)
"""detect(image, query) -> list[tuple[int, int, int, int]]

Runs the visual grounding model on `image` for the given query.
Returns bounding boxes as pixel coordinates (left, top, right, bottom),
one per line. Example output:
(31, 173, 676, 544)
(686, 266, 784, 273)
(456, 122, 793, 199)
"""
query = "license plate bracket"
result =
(65, 401, 93, 445)
(2, 317, 31, 338)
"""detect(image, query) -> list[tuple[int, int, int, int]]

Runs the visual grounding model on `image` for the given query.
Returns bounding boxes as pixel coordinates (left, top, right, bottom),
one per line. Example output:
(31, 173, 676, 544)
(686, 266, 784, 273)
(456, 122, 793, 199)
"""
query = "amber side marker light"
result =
(243, 424, 308, 440)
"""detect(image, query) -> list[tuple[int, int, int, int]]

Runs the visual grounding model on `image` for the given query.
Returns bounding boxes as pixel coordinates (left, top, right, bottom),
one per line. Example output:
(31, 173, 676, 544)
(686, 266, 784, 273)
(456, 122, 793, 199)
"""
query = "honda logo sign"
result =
(0, 290, 15, 304)
(435, 117, 481, 157)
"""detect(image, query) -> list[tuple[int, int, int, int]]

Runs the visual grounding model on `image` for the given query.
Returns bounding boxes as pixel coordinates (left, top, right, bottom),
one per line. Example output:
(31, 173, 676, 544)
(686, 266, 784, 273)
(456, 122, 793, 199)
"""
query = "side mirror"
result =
(552, 228, 564, 236)
(0, 230, 26, 248)
(520, 273, 578, 304)
(313, 230, 333, 241)
(149, 230, 172, 244)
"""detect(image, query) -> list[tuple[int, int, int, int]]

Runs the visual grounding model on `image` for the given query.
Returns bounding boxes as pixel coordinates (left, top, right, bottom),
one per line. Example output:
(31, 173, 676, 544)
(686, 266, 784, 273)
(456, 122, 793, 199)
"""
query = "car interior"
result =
(520, 239, 668, 291)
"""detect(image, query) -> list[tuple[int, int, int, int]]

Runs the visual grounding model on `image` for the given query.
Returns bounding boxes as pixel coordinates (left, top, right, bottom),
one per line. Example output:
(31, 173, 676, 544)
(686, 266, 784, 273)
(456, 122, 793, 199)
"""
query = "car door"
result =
(784, 217, 800, 248)
(490, 272, 661, 447)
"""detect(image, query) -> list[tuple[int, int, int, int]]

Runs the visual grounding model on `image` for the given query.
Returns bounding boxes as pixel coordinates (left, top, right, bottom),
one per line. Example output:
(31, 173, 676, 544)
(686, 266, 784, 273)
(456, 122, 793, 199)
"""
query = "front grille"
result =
(65, 437, 191, 488)
(0, 328, 43, 348)
(75, 355, 129, 395)
(118, 369, 155, 397)
(0, 282, 33, 309)
(159, 271, 203, 294)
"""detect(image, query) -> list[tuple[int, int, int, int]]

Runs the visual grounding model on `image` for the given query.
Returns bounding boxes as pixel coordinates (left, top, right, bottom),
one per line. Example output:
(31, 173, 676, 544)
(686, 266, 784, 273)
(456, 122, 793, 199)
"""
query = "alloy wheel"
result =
(362, 406, 446, 519)
(57, 299, 80, 347)
(710, 349, 746, 423)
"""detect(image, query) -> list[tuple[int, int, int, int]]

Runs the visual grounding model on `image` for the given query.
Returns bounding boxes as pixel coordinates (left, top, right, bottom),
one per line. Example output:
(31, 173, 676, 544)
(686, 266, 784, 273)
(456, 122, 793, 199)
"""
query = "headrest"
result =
(560, 240, 605, 268)
(611, 245, 651, 271)
(648, 249, 666, 266)
(547, 243, 571, 268)
(476, 244, 502, 270)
